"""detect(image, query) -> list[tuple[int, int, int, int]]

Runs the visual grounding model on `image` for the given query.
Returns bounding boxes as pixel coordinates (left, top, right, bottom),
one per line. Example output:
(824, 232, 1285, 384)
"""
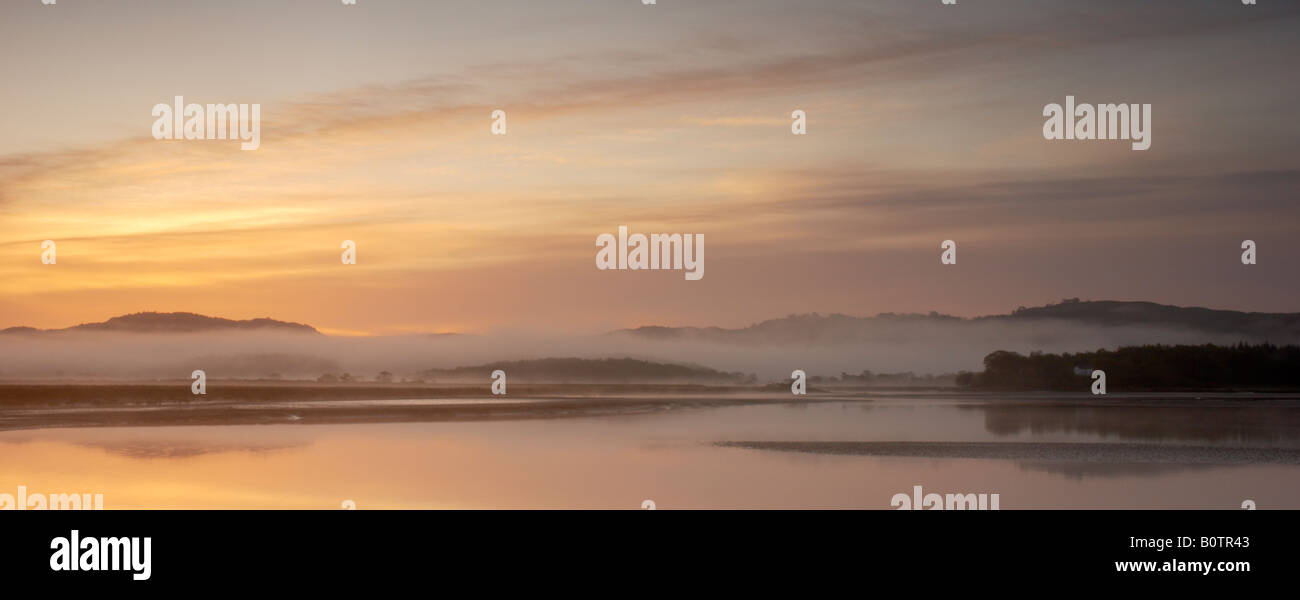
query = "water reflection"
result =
(1017, 462, 1221, 479)
(968, 401, 1300, 446)
(0, 395, 1297, 508)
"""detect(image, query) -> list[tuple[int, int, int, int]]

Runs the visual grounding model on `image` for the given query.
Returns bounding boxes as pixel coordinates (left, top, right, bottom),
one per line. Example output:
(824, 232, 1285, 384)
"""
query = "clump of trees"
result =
(422, 357, 754, 384)
(810, 370, 957, 386)
(956, 343, 1300, 390)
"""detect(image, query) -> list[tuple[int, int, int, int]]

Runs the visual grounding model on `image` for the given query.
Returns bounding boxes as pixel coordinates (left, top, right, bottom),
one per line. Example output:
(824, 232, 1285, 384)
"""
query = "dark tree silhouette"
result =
(958, 343, 1300, 390)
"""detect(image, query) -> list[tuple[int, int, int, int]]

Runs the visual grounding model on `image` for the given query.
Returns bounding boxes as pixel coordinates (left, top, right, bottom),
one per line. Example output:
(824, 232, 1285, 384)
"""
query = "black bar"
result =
(2, 510, 1283, 591)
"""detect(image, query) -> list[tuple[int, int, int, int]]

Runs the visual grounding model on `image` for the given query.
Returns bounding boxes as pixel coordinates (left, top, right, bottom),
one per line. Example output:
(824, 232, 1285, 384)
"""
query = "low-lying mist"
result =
(0, 317, 1290, 382)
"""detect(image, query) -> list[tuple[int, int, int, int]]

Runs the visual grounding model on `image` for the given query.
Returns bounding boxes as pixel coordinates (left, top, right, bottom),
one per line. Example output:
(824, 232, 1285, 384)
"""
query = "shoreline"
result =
(2, 382, 1300, 433)
(716, 441, 1300, 464)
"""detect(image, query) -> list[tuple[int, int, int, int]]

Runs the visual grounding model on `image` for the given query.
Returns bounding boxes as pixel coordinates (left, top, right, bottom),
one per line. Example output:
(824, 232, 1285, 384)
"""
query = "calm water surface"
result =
(3, 394, 1298, 509)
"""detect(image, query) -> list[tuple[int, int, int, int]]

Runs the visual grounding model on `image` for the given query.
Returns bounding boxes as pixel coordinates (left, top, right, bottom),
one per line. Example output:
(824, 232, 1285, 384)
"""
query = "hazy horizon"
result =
(11, 295, 1300, 333)
(5, 300, 1299, 381)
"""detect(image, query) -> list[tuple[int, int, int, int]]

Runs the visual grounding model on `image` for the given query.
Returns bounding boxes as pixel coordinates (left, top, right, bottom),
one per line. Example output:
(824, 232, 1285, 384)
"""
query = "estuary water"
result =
(2, 392, 1298, 509)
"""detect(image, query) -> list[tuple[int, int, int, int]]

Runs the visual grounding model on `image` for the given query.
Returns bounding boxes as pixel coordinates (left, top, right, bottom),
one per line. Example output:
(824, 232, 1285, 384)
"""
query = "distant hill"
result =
(7, 300, 1299, 346)
(990, 300, 1300, 335)
(423, 357, 754, 384)
(610, 300, 1300, 345)
(1, 312, 319, 335)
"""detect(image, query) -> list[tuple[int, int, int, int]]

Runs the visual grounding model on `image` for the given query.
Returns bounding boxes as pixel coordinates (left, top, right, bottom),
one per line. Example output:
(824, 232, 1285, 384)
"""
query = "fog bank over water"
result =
(2, 315, 1293, 381)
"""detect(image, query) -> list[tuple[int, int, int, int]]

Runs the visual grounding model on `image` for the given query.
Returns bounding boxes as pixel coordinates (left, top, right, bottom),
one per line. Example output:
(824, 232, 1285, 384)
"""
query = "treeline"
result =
(423, 357, 755, 384)
(956, 343, 1300, 390)
(810, 370, 957, 386)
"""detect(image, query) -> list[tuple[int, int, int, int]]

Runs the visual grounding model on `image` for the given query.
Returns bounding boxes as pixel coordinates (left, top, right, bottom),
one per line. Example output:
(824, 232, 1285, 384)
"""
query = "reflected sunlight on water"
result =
(2, 398, 1299, 509)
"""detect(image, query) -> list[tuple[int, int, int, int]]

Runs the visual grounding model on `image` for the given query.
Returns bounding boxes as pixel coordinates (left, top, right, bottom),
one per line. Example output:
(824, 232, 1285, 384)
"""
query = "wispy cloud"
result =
(1, 0, 1296, 332)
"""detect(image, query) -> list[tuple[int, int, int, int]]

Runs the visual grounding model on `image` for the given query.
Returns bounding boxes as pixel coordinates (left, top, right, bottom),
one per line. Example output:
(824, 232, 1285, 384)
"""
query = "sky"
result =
(1, 0, 1298, 335)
